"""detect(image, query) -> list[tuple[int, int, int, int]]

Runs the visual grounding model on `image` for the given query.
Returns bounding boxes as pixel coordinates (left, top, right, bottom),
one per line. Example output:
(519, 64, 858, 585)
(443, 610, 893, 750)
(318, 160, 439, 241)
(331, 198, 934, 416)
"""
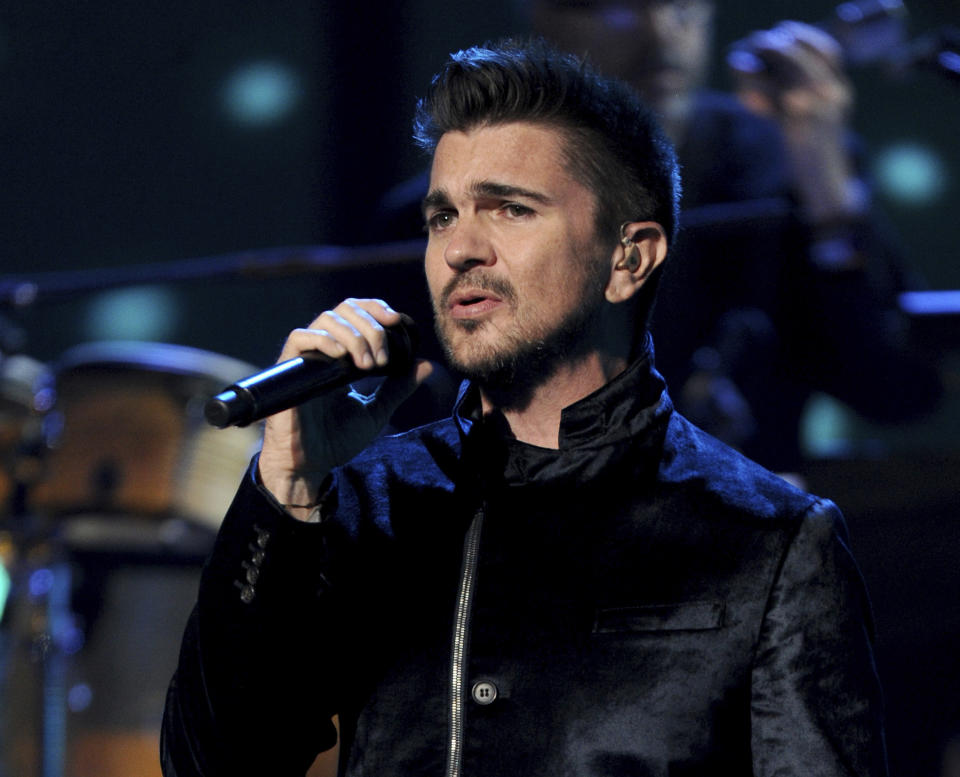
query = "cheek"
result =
(423, 250, 447, 302)
(517, 263, 578, 319)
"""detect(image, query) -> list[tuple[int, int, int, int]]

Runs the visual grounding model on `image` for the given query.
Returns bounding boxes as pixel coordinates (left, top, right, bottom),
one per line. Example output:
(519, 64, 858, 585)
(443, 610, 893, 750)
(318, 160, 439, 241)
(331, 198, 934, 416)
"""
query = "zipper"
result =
(446, 506, 485, 777)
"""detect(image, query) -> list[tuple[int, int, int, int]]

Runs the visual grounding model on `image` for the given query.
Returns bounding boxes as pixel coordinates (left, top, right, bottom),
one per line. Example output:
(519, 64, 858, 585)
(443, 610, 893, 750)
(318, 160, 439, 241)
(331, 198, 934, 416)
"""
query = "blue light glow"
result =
(873, 142, 948, 206)
(68, 683, 93, 713)
(84, 286, 178, 342)
(29, 567, 55, 598)
(222, 60, 302, 127)
(939, 50, 960, 77)
(899, 290, 960, 315)
(0, 562, 9, 622)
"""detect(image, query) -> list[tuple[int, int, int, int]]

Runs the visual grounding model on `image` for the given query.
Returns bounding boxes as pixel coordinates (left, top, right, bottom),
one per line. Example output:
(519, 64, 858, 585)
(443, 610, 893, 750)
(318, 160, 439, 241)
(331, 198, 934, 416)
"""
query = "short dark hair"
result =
(413, 38, 681, 246)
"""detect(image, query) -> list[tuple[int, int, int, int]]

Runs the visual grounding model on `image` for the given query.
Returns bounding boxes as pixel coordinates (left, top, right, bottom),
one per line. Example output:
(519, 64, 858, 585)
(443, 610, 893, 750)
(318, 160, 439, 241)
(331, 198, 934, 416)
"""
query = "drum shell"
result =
(0, 554, 200, 777)
(27, 342, 260, 532)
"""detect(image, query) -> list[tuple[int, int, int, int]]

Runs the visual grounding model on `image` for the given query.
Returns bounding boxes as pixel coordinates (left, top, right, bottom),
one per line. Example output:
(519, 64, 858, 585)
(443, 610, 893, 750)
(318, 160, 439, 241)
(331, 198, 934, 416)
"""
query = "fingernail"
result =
(361, 352, 374, 369)
(376, 348, 389, 367)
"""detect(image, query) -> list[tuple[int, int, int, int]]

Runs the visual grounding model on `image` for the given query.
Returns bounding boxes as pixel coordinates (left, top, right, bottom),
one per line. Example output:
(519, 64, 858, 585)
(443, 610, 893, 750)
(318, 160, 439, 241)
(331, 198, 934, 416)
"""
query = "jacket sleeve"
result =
(750, 499, 889, 777)
(160, 460, 342, 777)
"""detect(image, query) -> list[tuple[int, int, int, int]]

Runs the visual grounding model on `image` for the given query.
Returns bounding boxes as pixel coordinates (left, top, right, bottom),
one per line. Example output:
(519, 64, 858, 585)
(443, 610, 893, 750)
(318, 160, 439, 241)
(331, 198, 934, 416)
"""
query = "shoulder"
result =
(691, 91, 782, 146)
(683, 91, 789, 203)
(658, 412, 831, 525)
(339, 415, 462, 492)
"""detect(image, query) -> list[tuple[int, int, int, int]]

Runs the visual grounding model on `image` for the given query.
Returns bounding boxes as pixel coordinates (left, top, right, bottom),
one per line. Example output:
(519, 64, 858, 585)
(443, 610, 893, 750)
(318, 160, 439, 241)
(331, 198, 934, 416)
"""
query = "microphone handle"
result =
(204, 319, 417, 428)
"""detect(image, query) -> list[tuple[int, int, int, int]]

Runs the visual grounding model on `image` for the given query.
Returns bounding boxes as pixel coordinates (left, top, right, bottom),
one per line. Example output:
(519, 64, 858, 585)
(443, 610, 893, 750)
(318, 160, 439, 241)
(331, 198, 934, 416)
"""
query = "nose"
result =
(442, 217, 496, 272)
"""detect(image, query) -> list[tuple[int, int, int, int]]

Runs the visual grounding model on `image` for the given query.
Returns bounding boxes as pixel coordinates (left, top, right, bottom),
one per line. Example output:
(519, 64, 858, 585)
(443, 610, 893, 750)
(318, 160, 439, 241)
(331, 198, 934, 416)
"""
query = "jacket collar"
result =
(452, 334, 673, 489)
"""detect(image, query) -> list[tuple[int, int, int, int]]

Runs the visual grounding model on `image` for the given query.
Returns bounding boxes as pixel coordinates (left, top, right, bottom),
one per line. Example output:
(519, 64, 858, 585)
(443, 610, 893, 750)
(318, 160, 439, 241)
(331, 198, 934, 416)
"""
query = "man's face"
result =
(532, 0, 714, 117)
(423, 122, 611, 388)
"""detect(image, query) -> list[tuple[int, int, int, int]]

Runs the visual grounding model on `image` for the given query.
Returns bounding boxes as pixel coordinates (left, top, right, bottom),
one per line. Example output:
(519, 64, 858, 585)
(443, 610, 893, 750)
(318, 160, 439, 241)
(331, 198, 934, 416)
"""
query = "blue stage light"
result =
(84, 286, 178, 342)
(873, 142, 948, 205)
(221, 60, 302, 127)
(0, 561, 9, 622)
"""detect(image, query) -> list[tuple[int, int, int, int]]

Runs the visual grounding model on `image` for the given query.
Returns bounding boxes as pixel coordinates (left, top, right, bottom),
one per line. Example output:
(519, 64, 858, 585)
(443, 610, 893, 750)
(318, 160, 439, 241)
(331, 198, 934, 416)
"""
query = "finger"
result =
(330, 298, 403, 368)
(745, 35, 816, 92)
(736, 23, 842, 90)
(734, 36, 852, 118)
(285, 299, 397, 370)
(776, 23, 853, 114)
(312, 307, 384, 371)
(276, 299, 404, 369)
(277, 323, 349, 364)
(778, 20, 844, 72)
(340, 297, 403, 328)
(274, 308, 374, 368)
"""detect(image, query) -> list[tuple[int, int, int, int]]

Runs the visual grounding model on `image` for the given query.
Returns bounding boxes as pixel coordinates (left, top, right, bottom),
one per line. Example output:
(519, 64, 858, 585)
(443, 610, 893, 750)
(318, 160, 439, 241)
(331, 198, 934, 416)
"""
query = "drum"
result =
(1, 549, 202, 777)
(27, 341, 261, 546)
(7, 342, 261, 777)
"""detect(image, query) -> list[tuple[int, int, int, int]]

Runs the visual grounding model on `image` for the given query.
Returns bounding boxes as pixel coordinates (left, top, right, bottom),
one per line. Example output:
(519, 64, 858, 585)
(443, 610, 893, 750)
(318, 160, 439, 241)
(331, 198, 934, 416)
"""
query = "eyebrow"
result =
(422, 189, 452, 217)
(421, 180, 554, 216)
(470, 180, 553, 205)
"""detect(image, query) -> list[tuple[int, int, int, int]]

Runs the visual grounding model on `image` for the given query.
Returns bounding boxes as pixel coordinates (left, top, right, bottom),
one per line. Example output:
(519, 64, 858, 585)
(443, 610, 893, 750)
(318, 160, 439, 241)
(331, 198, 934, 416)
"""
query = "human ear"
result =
(605, 221, 668, 303)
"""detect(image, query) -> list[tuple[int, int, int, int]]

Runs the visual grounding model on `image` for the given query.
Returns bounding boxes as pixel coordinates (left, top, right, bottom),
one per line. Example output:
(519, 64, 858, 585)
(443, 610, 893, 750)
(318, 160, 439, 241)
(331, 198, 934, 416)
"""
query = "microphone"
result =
(204, 314, 419, 428)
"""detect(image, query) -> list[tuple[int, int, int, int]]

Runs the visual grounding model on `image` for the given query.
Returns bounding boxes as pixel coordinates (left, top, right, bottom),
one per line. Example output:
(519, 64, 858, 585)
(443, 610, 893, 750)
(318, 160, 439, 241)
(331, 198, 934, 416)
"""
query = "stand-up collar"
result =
(452, 335, 673, 489)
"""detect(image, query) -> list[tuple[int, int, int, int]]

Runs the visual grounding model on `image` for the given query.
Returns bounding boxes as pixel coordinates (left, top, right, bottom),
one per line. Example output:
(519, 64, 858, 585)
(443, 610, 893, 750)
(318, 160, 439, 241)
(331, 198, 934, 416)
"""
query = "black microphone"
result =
(204, 315, 419, 428)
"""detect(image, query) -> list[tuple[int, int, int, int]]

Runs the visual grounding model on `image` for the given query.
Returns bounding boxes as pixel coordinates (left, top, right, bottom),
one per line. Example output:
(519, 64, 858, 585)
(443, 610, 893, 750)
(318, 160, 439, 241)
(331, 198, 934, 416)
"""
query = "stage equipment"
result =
(28, 341, 259, 538)
(1, 341, 259, 777)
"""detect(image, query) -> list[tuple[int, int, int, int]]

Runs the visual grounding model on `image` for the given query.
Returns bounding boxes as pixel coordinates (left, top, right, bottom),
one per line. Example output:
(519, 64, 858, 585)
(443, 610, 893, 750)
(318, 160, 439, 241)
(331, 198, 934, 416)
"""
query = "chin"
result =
(443, 338, 504, 380)
(437, 321, 513, 381)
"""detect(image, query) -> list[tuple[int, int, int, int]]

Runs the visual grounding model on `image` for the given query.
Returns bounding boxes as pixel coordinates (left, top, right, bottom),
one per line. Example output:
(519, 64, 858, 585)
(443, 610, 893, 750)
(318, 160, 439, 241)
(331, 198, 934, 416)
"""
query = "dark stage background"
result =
(1, 2, 958, 776)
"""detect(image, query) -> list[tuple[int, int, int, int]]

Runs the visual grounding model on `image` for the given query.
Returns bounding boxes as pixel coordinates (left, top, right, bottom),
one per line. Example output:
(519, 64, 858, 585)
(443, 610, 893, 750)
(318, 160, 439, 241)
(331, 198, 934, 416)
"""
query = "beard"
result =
(433, 268, 608, 410)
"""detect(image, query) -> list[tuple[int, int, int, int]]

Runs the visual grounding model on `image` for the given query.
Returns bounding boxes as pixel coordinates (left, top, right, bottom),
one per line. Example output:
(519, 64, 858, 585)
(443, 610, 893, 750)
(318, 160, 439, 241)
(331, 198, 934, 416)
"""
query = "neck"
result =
(479, 351, 628, 449)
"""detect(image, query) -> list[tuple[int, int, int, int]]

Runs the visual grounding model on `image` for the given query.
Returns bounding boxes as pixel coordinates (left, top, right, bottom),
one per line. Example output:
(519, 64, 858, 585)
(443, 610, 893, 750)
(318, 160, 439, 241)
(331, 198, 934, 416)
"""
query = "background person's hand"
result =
(730, 20, 867, 225)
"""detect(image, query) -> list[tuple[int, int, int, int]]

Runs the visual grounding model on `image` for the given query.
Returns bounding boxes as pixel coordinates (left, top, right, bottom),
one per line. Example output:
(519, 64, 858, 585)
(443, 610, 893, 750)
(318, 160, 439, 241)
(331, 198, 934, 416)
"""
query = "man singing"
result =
(161, 39, 887, 776)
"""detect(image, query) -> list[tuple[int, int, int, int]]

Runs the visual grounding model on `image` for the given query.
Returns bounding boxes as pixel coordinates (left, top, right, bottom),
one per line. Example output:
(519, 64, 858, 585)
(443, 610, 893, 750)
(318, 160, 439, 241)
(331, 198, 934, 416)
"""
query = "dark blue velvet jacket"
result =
(161, 346, 887, 776)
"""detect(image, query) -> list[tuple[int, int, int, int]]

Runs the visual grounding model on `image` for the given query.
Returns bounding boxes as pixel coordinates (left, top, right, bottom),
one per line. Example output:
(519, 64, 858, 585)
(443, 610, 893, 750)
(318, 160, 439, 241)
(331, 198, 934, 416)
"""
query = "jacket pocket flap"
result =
(593, 601, 724, 634)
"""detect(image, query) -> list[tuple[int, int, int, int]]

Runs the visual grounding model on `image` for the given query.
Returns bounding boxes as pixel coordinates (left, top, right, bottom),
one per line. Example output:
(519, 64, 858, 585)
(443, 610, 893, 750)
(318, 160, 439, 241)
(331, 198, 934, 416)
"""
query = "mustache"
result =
(439, 272, 518, 309)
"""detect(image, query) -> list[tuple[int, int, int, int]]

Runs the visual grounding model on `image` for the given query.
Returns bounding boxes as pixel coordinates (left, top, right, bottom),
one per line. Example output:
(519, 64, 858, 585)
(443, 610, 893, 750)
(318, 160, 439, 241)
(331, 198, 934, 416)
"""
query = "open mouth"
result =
(448, 290, 503, 319)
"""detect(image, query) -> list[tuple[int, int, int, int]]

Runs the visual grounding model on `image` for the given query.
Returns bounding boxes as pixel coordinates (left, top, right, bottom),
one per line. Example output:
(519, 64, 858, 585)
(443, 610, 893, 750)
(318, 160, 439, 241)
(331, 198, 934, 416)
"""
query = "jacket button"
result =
(239, 584, 256, 604)
(253, 525, 271, 548)
(471, 680, 498, 705)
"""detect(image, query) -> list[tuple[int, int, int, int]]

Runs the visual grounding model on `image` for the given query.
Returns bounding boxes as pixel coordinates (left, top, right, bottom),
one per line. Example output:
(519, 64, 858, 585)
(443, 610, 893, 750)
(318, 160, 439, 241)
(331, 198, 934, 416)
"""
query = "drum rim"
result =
(53, 341, 257, 385)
